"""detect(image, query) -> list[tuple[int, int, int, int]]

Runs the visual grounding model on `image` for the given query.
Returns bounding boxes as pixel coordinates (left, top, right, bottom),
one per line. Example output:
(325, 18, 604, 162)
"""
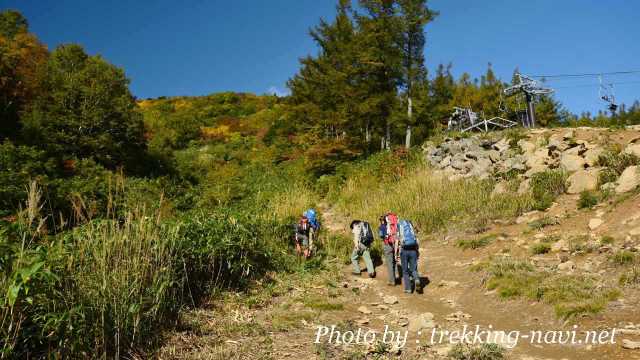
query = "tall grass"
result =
(0, 180, 296, 358)
(330, 165, 532, 236)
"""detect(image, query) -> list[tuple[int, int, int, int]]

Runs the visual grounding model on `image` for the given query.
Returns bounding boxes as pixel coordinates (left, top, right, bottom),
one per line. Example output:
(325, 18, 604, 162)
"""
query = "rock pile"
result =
(423, 129, 640, 195)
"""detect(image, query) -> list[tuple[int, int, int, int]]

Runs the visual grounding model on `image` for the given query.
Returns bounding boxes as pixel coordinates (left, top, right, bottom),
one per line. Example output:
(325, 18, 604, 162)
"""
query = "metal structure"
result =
(503, 73, 554, 128)
(599, 75, 618, 115)
(447, 106, 517, 133)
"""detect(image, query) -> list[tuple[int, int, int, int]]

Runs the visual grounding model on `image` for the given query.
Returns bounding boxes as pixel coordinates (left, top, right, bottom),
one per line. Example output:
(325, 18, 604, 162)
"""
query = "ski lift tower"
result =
(503, 73, 554, 128)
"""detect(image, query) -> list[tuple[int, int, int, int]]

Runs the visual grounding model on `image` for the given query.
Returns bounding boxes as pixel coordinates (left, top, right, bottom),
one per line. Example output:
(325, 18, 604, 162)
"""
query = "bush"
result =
(610, 250, 636, 266)
(449, 343, 505, 360)
(597, 151, 640, 175)
(456, 234, 496, 250)
(578, 190, 599, 209)
(530, 170, 567, 210)
(531, 243, 551, 255)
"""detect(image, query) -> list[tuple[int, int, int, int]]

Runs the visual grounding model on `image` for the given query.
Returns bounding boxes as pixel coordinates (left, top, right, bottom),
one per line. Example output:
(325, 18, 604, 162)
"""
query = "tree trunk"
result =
(405, 97, 413, 149)
(385, 121, 391, 150)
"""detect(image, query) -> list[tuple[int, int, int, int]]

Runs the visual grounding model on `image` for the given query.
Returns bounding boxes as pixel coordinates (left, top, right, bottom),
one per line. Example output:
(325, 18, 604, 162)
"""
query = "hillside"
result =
(157, 127, 640, 360)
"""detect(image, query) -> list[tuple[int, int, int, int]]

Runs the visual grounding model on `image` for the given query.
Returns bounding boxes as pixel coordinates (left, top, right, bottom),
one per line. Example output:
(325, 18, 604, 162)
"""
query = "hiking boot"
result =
(403, 289, 412, 294)
(415, 279, 422, 292)
(368, 272, 376, 278)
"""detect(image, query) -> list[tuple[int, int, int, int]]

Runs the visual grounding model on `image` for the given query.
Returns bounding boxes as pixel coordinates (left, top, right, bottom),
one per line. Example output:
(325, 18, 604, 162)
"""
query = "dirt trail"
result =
(315, 202, 640, 360)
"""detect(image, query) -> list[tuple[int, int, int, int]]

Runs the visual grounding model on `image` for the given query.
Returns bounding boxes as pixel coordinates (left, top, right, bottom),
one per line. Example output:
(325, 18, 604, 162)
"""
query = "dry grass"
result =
(332, 166, 532, 236)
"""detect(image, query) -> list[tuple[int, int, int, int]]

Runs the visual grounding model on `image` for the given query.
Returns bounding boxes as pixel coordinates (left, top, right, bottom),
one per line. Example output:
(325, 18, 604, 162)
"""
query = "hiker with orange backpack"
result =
(379, 213, 399, 286)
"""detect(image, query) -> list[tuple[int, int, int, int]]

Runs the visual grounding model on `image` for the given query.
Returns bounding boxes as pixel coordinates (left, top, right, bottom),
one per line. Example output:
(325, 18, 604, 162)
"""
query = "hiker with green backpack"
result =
(397, 219, 422, 294)
(350, 220, 375, 278)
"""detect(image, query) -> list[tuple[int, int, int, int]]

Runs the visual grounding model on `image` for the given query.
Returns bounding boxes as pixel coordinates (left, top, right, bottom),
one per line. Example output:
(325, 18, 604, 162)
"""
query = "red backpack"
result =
(385, 212, 399, 245)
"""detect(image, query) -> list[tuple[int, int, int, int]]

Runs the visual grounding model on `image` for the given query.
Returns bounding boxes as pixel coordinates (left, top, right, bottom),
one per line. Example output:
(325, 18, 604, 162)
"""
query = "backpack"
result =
(398, 219, 417, 248)
(360, 222, 374, 247)
(297, 217, 310, 234)
(304, 209, 320, 230)
(385, 213, 399, 244)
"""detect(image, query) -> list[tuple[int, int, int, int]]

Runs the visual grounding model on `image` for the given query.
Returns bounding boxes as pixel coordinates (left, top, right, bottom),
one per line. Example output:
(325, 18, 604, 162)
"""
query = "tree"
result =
(397, 0, 436, 148)
(287, 0, 359, 141)
(356, 0, 403, 150)
(0, 10, 48, 140)
(22, 44, 146, 171)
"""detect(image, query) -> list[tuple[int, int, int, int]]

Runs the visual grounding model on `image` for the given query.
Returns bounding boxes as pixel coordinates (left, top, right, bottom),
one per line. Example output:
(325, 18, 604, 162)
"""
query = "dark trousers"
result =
(400, 249, 419, 292)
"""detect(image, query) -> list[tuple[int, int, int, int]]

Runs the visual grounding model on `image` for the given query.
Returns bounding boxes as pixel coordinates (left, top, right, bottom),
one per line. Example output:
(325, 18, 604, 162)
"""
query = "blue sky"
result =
(4, 0, 639, 114)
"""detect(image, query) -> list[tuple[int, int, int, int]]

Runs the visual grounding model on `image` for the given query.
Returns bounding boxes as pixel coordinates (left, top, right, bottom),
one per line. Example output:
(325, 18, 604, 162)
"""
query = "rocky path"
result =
(311, 202, 640, 360)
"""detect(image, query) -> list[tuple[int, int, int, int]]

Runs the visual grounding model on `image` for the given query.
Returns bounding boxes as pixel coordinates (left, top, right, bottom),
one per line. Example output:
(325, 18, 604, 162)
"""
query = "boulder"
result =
(557, 261, 576, 271)
(492, 182, 509, 196)
(517, 139, 536, 154)
(493, 138, 510, 153)
(518, 179, 531, 194)
(408, 312, 436, 332)
(583, 148, 604, 167)
(567, 169, 599, 194)
(526, 148, 550, 168)
(616, 166, 640, 193)
(563, 130, 575, 140)
(503, 155, 527, 171)
(624, 142, 640, 158)
(548, 134, 569, 151)
(487, 149, 501, 163)
(560, 153, 586, 172)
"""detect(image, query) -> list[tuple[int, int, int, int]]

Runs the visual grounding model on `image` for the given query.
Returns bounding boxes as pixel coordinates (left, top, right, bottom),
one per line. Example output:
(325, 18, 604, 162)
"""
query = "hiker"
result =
(379, 213, 398, 286)
(304, 208, 320, 246)
(397, 219, 422, 294)
(350, 220, 375, 278)
(295, 215, 312, 258)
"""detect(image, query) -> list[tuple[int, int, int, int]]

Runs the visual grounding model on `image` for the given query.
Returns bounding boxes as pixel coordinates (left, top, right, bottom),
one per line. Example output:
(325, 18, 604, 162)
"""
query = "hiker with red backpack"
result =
(397, 219, 422, 294)
(379, 213, 399, 286)
(350, 220, 375, 278)
(295, 215, 313, 258)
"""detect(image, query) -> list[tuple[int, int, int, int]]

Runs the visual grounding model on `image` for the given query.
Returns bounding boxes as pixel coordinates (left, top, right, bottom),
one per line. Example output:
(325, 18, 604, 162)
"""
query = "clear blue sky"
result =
(4, 0, 639, 115)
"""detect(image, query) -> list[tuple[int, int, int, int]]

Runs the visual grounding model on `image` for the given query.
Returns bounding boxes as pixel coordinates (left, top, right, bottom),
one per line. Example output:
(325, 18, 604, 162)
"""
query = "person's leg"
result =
(383, 244, 395, 285)
(351, 247, 361, 274)
(401, 251, 411, 292)
(409, 251, 420, 291)
(362, 247, 375, 276)
(308, 228, 315, 256)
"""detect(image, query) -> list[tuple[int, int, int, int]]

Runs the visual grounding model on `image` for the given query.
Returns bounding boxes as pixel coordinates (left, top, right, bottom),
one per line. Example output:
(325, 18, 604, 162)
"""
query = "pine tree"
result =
(397, 0, 435, 148)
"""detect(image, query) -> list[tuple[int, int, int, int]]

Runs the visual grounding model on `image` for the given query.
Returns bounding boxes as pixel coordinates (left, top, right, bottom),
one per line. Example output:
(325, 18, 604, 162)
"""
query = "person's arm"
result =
(352, 225, 360, 249)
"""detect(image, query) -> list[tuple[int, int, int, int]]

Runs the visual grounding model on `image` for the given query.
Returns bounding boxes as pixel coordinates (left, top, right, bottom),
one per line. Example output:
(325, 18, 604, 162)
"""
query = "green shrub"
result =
(527, 216, 558, 230)
(531, 243, 551, 255)
(610, 250, 636, 266)
(597, 151, 640, 175)
(530, 170, 567, 210)
(456, 234, 497, 250)
(600, 235, 615, 245)
(578, 190, 599, 209)
(448, 343, 505, 360)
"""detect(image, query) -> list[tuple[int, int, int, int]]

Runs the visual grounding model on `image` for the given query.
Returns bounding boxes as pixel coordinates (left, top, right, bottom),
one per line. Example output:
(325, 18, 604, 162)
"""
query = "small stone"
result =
(438, 280, 460, 288)
(383, 296, 399, 305)
(358, 306, 372, 315)
(408, 312, 436, 332)
(356, 318, 370, 326)
(588, 218, 604, 230)
(558, 261, 576, 271)
(622, 339, 640, 350)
